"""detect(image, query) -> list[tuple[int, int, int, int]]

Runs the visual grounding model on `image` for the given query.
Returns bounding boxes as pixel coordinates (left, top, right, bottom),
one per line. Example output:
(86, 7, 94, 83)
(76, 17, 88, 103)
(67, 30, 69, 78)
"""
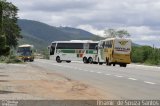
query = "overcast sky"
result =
(7, 0, 160, 47)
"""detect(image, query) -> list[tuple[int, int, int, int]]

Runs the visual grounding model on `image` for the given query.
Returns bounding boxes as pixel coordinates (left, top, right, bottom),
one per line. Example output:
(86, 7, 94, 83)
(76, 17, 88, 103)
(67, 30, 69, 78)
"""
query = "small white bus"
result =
(49, 40, 98, 63)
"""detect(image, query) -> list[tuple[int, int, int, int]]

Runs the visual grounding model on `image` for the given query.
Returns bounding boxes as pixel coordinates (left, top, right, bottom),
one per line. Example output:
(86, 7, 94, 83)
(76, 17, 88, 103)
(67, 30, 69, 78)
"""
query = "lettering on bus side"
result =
(115, 47, 130, 52)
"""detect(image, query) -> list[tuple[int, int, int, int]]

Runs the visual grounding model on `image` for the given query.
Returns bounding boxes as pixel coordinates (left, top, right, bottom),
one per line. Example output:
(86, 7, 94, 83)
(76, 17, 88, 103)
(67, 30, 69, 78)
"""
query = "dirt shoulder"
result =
(0, 63, 108, 100)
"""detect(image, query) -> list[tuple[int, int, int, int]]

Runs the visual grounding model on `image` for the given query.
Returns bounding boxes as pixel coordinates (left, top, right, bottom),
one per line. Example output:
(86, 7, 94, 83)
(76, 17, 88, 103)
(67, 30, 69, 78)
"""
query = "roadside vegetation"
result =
(131, 46, 160, 65)
(0, 51, 23, 63)
(0, 0, 21, 63)
(39, 49, 50, 60)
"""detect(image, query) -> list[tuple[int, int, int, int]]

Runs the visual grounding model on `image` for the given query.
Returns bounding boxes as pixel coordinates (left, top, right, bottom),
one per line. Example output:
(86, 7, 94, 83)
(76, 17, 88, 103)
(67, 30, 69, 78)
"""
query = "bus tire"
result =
(66, 61, 71, 63)
(88, 57, 93, 64)
(56, 56, 62, 63)
(113, 63, 115, 66)
(123, 64, 127, 67)
(98, 58, 103, 65)
(120, 64, 126, 67)
(30, 59, 34, 62)
(83, 57, 88, 63)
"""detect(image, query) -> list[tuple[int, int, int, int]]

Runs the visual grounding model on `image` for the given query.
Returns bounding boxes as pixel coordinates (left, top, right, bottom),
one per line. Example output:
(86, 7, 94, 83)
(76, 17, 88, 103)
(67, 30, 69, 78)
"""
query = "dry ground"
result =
(0, 63, 108, 100)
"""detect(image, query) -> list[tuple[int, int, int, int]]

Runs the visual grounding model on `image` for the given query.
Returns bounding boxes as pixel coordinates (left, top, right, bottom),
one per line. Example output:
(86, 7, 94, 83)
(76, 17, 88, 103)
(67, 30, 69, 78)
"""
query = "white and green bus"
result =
(49, 40, 98, 63)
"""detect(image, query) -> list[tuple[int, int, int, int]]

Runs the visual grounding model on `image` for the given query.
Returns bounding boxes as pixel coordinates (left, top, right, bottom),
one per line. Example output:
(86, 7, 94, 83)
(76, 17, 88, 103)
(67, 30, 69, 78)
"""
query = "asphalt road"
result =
(31, 59, 160, 99)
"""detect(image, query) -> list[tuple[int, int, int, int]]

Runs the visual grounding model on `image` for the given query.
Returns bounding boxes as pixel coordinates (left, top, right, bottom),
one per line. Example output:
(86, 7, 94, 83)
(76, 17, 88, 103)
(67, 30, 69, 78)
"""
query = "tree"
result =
(0, 0, 21, 56)
(0, 0, 9, 56)
(2, 0, 21, 47)
(104, 29, 130, 38)
(116, 29, 130, 38)
(104, 29, 116, 38)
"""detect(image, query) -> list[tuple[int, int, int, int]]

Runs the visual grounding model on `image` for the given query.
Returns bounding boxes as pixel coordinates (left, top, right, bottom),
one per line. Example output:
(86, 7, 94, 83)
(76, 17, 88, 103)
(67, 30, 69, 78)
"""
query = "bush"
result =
(131, 46, 160, 65)
(5, 55, 22, 64)
(0, 51, 23, 64)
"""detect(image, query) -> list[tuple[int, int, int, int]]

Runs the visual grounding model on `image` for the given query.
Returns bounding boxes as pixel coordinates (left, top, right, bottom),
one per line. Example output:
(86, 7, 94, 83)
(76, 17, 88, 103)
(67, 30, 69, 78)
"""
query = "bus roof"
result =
(18, 44, 33, 48)
(52, 40, 98, 44)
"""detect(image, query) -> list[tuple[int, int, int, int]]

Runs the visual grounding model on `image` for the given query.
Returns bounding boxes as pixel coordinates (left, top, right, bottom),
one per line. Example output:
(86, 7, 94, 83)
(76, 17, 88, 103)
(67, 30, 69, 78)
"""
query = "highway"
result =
(31, 59, 160, 99)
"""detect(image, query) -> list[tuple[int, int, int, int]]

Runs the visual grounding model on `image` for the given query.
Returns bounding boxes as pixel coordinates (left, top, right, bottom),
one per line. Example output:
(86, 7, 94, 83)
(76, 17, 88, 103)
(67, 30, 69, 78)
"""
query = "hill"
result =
(18, 19, 103, 50)
(18, 19, 140, 50)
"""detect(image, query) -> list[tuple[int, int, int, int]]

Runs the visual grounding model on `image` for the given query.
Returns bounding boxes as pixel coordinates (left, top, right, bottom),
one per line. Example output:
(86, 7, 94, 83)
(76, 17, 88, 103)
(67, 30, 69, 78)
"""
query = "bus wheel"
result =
(120, 64, 126, 67)
(123, 64, 127, 67)
(83, 57, 88, 63)
(56, 56, 62, 63)
(88, 57, 93, 64)
(66, 61, 71, 63)
(113, 63, 115, 66)
(30, 59, 33, 62)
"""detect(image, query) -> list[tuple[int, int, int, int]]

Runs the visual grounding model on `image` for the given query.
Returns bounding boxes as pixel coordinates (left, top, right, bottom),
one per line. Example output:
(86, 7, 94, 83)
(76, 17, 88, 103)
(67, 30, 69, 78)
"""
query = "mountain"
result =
(18, 19, 103, 50)
(18, 19, 140, 50)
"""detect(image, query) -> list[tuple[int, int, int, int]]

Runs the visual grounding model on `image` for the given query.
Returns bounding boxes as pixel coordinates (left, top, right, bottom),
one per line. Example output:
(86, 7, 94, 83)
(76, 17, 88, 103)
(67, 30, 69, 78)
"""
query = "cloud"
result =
(77, 25, 105, 37)
(7, 0, 160, 46)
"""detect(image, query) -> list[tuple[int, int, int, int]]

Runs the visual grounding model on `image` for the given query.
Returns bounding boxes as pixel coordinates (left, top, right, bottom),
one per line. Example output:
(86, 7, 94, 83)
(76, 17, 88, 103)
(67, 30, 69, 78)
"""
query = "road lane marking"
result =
(128, 78, 137, 81)
(144, 81, 156, 85)
(79, 69, 84, 71)
(114, 75, 123, 78)
(89, 71, 94, 73)
(83, 70, 89, 72)
(105, 74, 111, 76)
(97, 72, 102, 74)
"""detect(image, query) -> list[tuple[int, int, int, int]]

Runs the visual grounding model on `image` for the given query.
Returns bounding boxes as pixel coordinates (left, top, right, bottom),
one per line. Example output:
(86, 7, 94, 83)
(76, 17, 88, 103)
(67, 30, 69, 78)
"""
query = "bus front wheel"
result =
(56, 56, 62, 63)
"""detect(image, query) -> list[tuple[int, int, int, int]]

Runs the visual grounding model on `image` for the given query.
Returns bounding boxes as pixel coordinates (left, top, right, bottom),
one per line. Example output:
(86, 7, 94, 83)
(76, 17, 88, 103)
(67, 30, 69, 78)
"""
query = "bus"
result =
(95, 38, 132, 67)
(49, 40, 98, 63)
(17, 44, 34, 62)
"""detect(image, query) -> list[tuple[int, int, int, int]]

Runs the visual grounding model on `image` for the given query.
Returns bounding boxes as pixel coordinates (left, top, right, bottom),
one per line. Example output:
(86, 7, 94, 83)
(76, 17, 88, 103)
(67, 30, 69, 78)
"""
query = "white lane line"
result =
(128, 78, 137, 81)
(83, 70, 89, 72)
(114, 75, 123, 78)
(144, 81, 156, 85)
(79, 69, 84, 71)
(89, 71, 94, 73)
(105, 74, 111, 76)
(97, 72, 102, 74)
